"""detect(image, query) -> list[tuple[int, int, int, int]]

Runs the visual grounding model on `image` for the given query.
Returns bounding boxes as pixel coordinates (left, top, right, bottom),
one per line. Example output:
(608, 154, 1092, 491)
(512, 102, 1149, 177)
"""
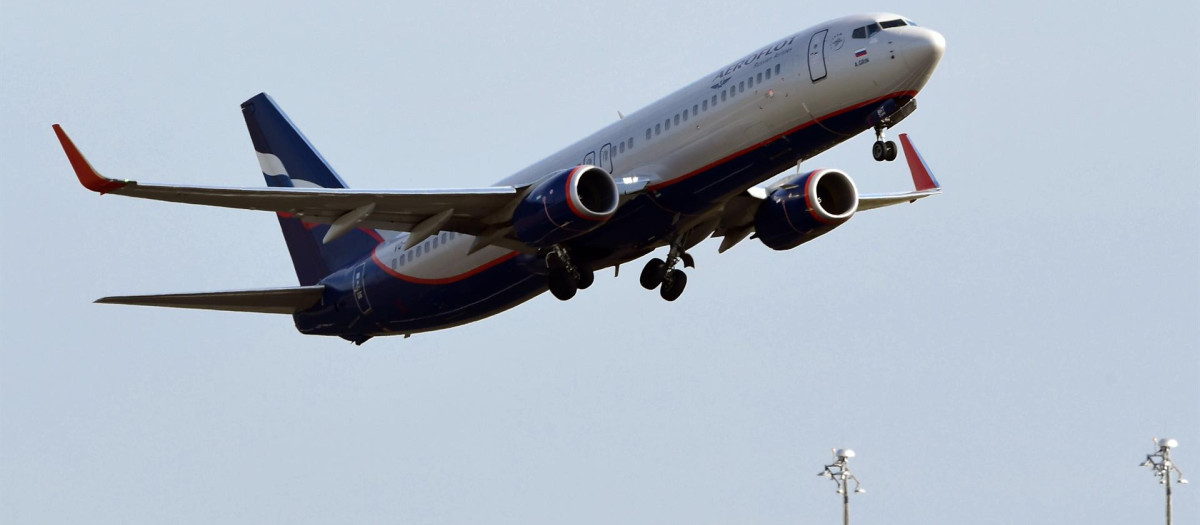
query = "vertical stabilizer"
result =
(241, 93, 383, 285)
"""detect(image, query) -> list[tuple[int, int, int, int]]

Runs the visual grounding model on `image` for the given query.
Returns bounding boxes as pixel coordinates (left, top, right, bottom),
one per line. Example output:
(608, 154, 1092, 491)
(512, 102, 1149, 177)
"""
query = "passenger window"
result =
(757, 72, 763, 83)
(682, 111, 688, 122)
(646, 129, 652, 140)
(693, 104, 699, 116)
(619, 142, 625, 153)
(711, 95, 717, 106)
(765, 68, 771, 79)
(748, 76, 754, 88)
(655, 124, 661, 135)
(739, 81, 745, 93)
(628, 138, 633, 149)
(852, 27, 866, 39)
(407, 251, 414, 262)
(721, 91, 727, 102)
(665, 118, 671, 131)
(432, 236, 439, 249)
(674, 114, 680, 126)
(774, 64, 781, 75)
(702, 99, 708, 111)
(729, 86, 735, 98)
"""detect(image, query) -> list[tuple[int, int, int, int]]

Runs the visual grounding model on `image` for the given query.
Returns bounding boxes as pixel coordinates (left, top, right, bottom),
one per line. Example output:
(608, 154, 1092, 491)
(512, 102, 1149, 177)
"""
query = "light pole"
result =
(818, 448, 864, 525)
(1141, 438, 1188, 525)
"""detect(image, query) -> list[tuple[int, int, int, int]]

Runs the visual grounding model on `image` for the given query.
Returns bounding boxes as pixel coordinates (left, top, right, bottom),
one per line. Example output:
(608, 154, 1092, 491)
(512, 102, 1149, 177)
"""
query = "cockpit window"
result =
(852, 22, 886, 39)
(880, 19, 906, 29)
(904, 19, 918, 26)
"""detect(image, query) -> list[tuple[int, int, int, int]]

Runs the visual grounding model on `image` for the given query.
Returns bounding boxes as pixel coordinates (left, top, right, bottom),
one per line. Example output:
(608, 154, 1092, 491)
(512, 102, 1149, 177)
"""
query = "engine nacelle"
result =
(512, 165, 619, 247)
(755, 169, 859, 250)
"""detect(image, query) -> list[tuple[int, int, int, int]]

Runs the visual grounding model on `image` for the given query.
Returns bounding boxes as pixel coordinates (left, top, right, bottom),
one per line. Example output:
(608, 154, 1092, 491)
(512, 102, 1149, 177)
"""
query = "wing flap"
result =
(95, 285, 325, 314)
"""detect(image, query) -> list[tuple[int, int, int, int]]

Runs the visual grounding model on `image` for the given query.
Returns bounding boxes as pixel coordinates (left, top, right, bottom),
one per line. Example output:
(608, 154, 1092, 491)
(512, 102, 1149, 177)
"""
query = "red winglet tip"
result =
(52, 124, 126, 194)
(898, 133, 939, 192)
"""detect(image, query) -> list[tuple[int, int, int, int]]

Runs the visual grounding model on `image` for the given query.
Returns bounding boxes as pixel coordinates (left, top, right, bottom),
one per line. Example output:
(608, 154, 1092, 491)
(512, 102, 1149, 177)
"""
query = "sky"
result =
(2, 0, 1197, 523)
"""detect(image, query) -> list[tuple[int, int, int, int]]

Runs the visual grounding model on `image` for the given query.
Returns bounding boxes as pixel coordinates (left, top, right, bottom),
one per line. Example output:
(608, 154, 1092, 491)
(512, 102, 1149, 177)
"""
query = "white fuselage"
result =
(372, 13, 945, 285)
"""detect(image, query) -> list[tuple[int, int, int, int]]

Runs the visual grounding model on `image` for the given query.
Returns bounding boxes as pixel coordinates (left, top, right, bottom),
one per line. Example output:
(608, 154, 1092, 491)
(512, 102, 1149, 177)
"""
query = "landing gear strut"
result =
(871, 125, 897, 162)
(640, 244, 693, 301)
(546, 246, 592, 301)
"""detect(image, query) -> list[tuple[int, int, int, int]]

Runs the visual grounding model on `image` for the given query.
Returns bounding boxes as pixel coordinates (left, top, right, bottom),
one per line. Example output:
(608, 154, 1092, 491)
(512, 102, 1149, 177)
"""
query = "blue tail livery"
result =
(241, 93, 387, 286)
(54, 13, 945, 344)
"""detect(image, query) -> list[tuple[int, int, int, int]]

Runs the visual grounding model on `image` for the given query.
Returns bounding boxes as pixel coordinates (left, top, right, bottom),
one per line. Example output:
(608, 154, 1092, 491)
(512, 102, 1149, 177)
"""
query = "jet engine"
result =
(755, 169, 858, 250)
(512, 165, 619, 247)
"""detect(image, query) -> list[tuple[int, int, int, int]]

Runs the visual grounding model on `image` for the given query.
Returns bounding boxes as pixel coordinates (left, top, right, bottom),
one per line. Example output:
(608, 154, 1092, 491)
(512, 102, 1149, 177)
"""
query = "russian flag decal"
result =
(854, 48, 868, 58)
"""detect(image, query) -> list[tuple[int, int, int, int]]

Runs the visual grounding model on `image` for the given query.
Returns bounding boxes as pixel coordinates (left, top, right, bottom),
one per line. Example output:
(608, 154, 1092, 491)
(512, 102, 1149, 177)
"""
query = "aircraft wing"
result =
(856, 134, 941, 210)
(711, 133, 941, 252)
(54, 125, 533, 249)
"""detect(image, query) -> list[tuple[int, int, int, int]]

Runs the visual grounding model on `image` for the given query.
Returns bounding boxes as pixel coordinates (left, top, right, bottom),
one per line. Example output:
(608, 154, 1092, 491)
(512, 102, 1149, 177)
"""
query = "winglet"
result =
(898, 133, 940, 191)
(52, 124, 128, 194)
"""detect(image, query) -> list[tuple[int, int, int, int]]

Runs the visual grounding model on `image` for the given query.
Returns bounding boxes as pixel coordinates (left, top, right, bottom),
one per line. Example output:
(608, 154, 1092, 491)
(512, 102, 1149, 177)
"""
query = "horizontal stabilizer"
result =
(96, 285, 325, 314)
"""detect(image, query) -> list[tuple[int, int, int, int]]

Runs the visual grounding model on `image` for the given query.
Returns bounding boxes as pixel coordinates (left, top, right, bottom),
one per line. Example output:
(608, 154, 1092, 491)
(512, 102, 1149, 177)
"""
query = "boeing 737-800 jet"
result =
(55, 13, 945, 344)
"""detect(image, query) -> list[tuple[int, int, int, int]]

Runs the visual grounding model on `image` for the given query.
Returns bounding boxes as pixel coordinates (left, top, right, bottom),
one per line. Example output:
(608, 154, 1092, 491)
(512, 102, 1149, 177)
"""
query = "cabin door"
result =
(808, 29, 828, 82)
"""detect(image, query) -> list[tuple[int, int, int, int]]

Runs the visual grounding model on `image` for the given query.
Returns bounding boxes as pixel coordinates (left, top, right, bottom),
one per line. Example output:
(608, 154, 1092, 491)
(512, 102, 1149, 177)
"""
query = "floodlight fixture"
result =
(819, 447, 865, 525)
(1142, 437, 1187, 525)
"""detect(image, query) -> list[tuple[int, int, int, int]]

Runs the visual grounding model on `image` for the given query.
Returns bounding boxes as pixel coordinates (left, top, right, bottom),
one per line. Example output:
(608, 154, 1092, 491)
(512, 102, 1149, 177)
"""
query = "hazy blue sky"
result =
(2, 0, 1197, 523)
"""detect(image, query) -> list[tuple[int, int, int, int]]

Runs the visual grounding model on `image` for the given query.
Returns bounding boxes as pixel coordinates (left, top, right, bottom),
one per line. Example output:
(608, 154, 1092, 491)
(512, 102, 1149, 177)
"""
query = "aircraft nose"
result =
(904, 28, 946, 71)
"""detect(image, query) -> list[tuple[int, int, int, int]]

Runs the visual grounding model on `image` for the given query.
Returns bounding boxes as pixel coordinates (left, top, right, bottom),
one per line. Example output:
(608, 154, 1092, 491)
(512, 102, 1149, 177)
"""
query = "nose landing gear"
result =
(871, 125, 898, 162)
(639, 244, 693, 301)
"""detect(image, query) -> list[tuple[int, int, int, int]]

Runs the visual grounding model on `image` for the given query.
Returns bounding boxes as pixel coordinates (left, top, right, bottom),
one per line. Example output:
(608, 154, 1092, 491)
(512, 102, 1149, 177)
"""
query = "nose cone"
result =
(904, 28, 946, 71)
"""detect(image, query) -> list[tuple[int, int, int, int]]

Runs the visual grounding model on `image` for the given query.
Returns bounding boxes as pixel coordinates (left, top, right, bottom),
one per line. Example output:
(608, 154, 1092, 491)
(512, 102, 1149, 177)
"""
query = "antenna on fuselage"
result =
(617, 110, 625, 120)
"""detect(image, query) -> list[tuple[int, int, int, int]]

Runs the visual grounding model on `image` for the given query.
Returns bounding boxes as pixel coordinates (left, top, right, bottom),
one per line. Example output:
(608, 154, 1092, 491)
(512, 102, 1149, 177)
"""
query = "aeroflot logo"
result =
(710, 36, 796, 89)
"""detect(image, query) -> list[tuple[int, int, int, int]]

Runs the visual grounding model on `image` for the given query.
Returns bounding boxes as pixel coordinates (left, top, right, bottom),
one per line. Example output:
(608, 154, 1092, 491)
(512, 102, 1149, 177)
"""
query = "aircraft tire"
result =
(640, 258, 666, 289)
(659, 270, 687, 301)
(576, 266, 595, 290)
(884, 140, 898, 161)
(872, 141, 886, 161)
(549, 269, 578, 300)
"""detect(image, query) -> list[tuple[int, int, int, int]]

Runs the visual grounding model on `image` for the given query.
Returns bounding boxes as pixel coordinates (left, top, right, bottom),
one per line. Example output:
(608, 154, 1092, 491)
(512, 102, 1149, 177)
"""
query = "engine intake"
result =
(755, 169, 858, 250)
(512, 165, 619, 247)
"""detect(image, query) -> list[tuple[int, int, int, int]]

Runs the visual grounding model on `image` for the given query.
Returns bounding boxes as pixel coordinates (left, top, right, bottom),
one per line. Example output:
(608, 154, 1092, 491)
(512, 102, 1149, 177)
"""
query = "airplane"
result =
(54, 13, 945, 344)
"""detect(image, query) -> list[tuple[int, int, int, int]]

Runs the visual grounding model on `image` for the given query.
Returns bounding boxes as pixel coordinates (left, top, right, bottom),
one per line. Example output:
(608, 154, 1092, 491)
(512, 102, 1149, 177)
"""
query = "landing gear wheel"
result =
(872, 140, 886, 162)
(548, 269, 578, 301)
(576, 266, 595, 290)
(883, 140, 897, 161)
(659, 270, 687, 301)
(640, 258, 667, 290)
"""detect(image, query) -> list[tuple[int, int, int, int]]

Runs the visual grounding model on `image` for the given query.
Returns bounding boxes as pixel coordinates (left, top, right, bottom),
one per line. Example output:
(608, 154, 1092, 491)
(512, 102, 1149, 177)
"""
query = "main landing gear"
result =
(546, 246, 593, 301)
(871, 125, 898, 162)
(639, 244, 693, 301)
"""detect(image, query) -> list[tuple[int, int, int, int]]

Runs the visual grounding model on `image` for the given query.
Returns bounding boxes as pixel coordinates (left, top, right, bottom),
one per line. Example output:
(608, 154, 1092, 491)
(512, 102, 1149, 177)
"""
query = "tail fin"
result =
(241, 93, 384, 285)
